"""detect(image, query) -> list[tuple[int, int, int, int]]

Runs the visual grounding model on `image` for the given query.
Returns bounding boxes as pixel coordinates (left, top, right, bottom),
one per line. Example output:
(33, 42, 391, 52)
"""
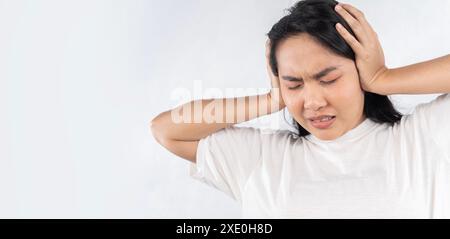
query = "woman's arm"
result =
(334, 3, 450, 95)
(150, 91, 281, 163)
(150, 94, 277, 141)
(150, 40, 285, 162)
(150, 94, 280, 163)
(371, 54, 450, 95)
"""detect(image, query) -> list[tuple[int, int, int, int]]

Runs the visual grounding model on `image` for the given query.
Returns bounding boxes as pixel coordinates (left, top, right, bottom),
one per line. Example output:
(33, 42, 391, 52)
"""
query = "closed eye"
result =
(288, 84, 302, 90)
(287, 78, 338, 90)
(320, 79, 338, 85)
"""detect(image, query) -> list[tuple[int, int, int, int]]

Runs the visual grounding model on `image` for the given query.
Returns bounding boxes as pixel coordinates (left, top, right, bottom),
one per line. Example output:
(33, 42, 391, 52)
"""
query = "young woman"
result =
(150, 0, 450, 218)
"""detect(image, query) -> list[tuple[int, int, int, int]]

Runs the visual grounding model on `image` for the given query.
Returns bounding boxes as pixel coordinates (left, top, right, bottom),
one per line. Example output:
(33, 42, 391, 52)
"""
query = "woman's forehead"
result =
(276, 36, 345, 72)
(277, 34, 336, 57)
(278, 53, 346, 78)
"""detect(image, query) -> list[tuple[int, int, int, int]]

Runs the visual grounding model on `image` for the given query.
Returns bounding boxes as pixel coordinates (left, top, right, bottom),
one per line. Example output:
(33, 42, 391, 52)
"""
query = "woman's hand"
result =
(334, 3, 389, 93)
(265, 39, 286, 111)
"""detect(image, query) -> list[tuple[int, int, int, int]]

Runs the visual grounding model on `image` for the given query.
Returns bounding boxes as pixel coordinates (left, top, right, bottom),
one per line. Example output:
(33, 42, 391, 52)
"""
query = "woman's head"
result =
(267, 0, 402, 140)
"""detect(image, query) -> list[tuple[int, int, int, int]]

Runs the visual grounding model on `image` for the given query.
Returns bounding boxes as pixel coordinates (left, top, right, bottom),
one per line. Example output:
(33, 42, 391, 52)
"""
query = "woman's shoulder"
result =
(388, 93, 450, 144)
(394, 93, 450, 126)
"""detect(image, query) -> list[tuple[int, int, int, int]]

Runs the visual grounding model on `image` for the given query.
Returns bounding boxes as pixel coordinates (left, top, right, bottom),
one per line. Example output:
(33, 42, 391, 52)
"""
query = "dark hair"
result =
(266, 0, 402, 137)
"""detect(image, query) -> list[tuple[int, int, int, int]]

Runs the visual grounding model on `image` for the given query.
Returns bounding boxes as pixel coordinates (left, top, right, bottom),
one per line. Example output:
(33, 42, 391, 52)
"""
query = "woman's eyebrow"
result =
(282, 66, 339, 82)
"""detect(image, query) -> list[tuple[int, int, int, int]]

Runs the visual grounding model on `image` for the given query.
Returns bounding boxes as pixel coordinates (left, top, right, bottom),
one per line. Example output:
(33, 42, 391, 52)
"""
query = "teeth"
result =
(320, 116, 331, 122)
(313, 116, 333, 122)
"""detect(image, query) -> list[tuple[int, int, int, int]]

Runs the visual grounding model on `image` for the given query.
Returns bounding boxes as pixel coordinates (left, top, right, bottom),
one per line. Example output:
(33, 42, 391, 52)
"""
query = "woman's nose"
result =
(303, 88, 327, 111)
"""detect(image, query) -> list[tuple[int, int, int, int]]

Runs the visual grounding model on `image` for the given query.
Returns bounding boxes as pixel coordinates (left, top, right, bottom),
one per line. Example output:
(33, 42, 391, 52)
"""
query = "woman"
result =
(150, 0, 450, 218)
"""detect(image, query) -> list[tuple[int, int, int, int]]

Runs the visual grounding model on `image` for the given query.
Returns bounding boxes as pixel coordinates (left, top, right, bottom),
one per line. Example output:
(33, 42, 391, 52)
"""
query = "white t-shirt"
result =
(189, 93, 450, 218)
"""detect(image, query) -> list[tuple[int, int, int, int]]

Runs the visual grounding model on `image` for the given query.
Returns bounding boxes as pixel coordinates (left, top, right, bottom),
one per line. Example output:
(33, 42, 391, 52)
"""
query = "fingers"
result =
(335, 4, 368, 45)
(338, 3, 377, 37)
(335, 3, 380, 56)
(336, 22, 364, 55)
(265, 39, 271, 59)
(337, 3, 365, 24)
(264, 39, 280, 88)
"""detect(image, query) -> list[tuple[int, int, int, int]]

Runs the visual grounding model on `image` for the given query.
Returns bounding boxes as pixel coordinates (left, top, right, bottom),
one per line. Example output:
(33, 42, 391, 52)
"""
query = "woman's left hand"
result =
(334, 3, 389, 93)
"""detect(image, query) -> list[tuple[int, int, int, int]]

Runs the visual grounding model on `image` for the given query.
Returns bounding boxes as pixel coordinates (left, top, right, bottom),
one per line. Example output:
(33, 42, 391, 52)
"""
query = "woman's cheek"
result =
(286, 95, 305, 118)
(329, 80, 351, 100)
(283, 90, 301, 107)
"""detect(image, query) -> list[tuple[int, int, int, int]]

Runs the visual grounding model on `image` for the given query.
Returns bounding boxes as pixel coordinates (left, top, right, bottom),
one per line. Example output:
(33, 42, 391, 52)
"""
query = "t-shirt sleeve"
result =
(189, 125, 264, 202)
(408, 93, 450, 161)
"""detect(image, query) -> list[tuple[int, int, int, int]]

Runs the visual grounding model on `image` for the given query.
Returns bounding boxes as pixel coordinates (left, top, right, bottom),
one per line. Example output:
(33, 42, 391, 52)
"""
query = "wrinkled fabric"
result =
(189, 93, 450, 218)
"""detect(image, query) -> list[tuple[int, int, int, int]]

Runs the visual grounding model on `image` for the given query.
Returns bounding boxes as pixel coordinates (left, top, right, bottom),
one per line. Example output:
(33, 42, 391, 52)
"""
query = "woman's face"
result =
(276, 33, 366, 140)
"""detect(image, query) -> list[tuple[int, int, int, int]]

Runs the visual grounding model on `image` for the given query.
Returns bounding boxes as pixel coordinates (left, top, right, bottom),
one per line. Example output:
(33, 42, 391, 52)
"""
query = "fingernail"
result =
(335, 4, 342, 10)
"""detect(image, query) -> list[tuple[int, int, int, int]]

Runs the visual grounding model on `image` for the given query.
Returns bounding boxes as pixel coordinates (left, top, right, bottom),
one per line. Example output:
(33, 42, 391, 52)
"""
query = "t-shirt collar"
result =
(305, 117, 378, 144)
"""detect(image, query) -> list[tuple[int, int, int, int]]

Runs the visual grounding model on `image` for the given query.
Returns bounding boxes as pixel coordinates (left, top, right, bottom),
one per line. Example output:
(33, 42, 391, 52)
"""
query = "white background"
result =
(1, 0, 449, 218)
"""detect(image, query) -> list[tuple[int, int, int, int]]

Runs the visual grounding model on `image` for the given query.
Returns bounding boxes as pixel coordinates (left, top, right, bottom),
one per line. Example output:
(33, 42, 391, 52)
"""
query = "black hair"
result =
(266, 0, 402, 137)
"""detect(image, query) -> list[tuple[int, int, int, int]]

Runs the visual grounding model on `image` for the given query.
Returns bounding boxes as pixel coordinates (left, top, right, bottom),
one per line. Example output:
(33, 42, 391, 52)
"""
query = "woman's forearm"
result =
(150, 93, 278, 141)
(373, 54, 450, 95)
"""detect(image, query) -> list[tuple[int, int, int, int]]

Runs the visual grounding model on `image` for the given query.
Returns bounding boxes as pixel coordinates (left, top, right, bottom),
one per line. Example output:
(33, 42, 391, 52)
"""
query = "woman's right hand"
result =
(265, 39, 286, 112)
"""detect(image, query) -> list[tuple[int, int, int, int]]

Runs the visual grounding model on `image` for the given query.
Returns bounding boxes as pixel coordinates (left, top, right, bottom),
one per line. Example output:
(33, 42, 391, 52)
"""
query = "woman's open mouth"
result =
(309, 116, 336, 129)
